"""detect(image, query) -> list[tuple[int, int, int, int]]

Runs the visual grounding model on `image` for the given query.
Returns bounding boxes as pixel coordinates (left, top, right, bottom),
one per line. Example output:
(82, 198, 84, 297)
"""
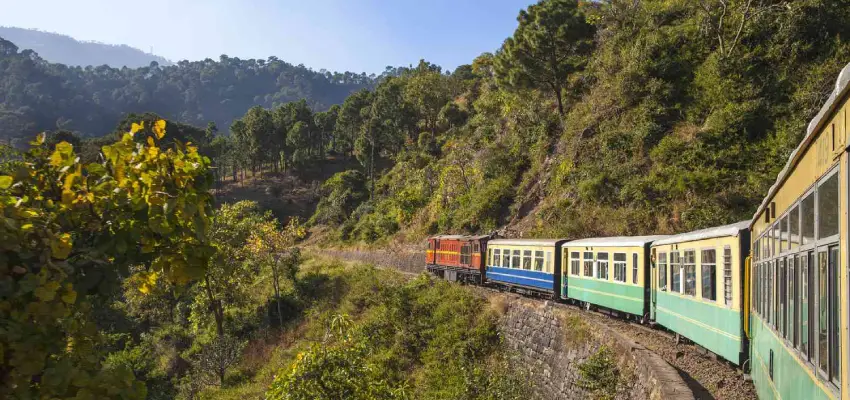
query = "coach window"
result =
(597, 252, 609, 280)
(779, 258, 787, 338)
(683, 250, 696, 296)
(802, 192, 815, 245)
(534, 251, 544, 272)
(790, 206, 800, 249)
(510, 250, 519, 269)
(671, 251, 682, 293)
(723, 247, 732, 306)
(754, 238, 760, 261)
(658, 252, 667, 291)
(828, 245, 839, 384)
(773, 224, 780, 258)
(522, 250, 532, 270)
(501, 249, 510, 268)
(800, 252, 810, 357)
(546, 251, 552, 273)
(784, 256, 797, 344)
(613, 253, 627, 282)
(818, 172, 839, 239)
(492, 249, 500, 266)
(632, 253, 639, 284)
(780, 215, 789, 253)
(583, 252, 594, 277)
(571, 252, 581, 275)
(770, 260, 776, 328)
(701, 249, 717, 301)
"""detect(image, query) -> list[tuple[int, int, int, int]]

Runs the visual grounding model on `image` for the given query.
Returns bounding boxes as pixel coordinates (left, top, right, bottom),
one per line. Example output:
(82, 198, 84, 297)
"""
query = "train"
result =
(425, 61, 850, 400)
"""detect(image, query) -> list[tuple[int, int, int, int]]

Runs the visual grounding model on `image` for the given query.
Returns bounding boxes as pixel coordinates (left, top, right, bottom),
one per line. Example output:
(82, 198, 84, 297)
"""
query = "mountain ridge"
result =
(0, 26, 172, 68)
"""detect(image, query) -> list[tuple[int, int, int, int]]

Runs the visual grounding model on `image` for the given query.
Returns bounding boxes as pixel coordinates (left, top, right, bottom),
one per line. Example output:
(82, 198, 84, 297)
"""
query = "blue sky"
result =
(0, 0, 533, 74)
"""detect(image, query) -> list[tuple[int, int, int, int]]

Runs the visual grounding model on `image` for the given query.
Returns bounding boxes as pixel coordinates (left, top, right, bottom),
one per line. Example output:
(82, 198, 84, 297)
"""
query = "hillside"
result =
(0, 36, 374, 143)
(287, 0, 850, 243)
(0, 27, 172, 68)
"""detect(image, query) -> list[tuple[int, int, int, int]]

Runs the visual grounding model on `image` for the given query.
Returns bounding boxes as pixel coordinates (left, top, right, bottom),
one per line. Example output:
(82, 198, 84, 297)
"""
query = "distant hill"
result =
(0, 35, 375, 143)
(0, 26, 171, 68)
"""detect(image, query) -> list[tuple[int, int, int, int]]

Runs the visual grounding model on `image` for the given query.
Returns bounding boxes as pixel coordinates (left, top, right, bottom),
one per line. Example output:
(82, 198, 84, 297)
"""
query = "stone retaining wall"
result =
(499, 295, 693, 400)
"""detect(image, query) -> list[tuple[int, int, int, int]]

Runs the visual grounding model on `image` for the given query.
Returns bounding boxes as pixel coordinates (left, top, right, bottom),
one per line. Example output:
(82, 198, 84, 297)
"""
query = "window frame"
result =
(534, 250, 544, 272)
(723, 246, 733, 307)
(683, 249, 696, 297)
(583, 252, 594, 277)
(632, 253, 639, 284)
(701, 247, 717, 302)
(597, 252, 609, 280)
(613, 253, 627, 283)
(658, 252, 667, 292)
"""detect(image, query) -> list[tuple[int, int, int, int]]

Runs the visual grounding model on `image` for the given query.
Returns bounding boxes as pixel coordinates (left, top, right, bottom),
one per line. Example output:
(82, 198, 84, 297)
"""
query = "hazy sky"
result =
(0, 0, 533, 74)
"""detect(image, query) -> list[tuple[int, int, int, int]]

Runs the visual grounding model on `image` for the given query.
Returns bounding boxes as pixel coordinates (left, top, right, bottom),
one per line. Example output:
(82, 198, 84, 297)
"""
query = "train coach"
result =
(425, 235, 490, 284)
(561, 236, 667, 323)
(649, 221, 750, 366)
(484, 239, 567, 298)
(748, 61, 850, 400)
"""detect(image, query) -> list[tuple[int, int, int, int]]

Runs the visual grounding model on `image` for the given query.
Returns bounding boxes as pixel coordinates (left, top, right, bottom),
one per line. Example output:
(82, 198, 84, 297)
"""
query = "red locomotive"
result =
(425, 235, 490, 284)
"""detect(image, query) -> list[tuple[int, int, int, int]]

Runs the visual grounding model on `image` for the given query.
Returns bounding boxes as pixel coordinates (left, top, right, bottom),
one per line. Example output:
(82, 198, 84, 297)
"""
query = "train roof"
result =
(754, 61, 850, 223)
(488, 238, 564, 247)
(430, 234, 490, 240)
(652, 220, 750, 246)
(561, 235, 669, 248)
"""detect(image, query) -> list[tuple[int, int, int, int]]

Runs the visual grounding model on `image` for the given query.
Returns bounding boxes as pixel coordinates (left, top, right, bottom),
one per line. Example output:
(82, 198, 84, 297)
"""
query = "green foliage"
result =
(577, 346, 619, 400)
(309, 170, 368, 226)
(266, 339, 397, 400)
(264, 267, 530, 400)
(0, 121, 213, 398)
(494, 0, 594, 115)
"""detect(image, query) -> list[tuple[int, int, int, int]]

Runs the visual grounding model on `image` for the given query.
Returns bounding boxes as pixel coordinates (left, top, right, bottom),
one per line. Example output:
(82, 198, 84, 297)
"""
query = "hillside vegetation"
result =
(0, 36, 374, 143)
(287, 0, 850, 243)
(0, 27, 173, 68)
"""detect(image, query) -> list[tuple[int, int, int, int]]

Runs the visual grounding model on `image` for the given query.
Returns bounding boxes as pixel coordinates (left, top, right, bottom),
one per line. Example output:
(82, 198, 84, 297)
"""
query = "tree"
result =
(494, 0, 594, 116)
(335, 90, 373, 155)
(199, 201, 269, 337)
(0, 121, 214, 398)
(194, 335, 246, 387)
(247, 217, 306, 328)
(697, 0, 789, 59)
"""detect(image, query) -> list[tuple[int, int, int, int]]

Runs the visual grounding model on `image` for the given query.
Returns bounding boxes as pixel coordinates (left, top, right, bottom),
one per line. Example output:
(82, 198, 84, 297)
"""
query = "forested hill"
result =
(0, 27, 172, 68)
(295, 0, 850, 244)
(0, 36, 375, 143)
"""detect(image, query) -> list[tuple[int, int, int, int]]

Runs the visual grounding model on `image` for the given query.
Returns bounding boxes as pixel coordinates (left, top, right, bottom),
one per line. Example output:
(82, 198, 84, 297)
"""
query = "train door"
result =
(650, 248, 657, 320)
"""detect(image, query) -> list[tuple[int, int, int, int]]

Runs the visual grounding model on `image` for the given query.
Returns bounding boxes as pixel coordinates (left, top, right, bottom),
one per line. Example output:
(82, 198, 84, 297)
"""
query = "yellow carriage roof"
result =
(562, 235, 670, 248)
(753, 61, 850, 223)
(652, 220, 750, 246)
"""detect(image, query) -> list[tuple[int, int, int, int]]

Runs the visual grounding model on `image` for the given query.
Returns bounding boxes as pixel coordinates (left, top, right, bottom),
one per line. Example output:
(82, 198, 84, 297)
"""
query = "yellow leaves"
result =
(50, 232, 73, 259)
(0, 175, 12, 189)
(34, 132, 46, 145)
(34, 281, 61, 302)
(61, 284, 77, 304)
(130, 121, 145, 136)
(154, 119, 167, 140)
(137, 271, 159, 294)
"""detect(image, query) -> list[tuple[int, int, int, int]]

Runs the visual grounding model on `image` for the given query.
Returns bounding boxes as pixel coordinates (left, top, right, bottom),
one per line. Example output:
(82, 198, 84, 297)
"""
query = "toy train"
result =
(426, 62, 850, 400)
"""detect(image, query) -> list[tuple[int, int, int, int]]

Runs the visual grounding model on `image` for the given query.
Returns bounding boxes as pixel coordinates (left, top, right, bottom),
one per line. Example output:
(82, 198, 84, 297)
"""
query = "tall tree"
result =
(494, 0, 594, 116)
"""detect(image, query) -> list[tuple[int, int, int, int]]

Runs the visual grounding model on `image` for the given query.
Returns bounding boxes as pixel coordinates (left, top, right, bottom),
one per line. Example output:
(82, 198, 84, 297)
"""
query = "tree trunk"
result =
(370, 136, 375, 199)
(555, 87, 564, 116)
(271, 262, 284, 329)
(204, 275, 224, 337)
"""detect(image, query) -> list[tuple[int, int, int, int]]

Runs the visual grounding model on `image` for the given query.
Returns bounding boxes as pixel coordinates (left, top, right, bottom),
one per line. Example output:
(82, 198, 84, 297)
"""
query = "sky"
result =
(0, 0, 533, 74)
